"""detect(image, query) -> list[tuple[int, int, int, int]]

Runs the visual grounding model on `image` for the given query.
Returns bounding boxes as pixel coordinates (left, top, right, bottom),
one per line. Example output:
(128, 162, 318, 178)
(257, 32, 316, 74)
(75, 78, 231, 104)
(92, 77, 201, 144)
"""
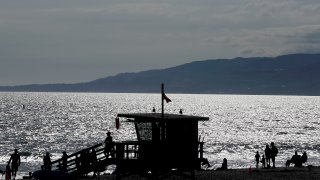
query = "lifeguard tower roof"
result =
(117, 113, 209, 122)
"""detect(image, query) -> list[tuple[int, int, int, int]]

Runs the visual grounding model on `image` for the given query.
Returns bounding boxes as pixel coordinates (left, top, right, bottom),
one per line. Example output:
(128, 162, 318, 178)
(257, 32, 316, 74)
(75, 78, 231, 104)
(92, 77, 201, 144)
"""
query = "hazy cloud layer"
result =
(1, 0, 320, 85)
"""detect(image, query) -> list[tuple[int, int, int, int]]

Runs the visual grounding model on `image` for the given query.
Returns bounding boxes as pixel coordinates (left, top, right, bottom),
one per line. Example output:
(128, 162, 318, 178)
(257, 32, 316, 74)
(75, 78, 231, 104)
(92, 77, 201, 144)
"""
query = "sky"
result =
(1, 0, 320, 86)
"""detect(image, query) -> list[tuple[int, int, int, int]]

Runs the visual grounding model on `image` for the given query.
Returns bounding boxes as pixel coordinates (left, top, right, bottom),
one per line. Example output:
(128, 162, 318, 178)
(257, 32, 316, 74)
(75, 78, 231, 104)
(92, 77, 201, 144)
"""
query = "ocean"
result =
(0, 92, 320, 178)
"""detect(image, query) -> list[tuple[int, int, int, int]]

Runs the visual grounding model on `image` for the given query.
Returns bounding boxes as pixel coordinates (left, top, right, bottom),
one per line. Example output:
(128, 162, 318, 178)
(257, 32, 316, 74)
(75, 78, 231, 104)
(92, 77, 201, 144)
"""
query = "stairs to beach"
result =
(46, 143, 116, 177)
(44, 141, 139, 178)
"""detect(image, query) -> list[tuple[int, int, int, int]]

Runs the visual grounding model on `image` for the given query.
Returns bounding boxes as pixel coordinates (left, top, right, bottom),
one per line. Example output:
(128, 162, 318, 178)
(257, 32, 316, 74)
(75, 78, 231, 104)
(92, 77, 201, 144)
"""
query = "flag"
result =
(162, 92, 171, 103)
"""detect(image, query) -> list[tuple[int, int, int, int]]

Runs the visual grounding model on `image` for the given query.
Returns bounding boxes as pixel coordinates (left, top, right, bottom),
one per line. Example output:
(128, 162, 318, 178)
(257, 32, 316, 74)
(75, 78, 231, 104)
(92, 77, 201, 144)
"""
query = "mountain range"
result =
(1, 54, 320, 95)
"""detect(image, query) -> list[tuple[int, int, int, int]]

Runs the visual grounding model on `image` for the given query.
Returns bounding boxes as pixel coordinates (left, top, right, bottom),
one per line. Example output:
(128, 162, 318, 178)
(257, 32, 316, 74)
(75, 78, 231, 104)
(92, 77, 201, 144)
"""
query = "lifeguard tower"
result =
(116, 112, 209, 177)
(114, 84, 209, 178)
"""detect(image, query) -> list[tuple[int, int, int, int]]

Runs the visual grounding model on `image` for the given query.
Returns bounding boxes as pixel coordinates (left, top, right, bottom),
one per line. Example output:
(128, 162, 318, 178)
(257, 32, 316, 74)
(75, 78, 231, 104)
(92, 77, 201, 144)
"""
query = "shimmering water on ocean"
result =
(1, 92, 320, 178)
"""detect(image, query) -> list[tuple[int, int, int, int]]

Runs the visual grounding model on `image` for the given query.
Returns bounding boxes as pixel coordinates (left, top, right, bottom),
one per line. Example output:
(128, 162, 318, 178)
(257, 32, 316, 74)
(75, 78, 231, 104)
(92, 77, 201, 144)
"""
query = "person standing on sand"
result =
(264, 144, 271, 168)
(270, 142, 278, 168)
(255, 151, 260, 168)
(261, 155, 266, 168)
(43, 152, 52, 170)
(8, 149, 21, 179)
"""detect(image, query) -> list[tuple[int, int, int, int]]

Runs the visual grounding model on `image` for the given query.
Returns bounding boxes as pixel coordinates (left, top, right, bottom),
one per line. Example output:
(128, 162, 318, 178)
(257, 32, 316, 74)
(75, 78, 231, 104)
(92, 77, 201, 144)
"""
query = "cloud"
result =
(43, 2, 173, 17)
(1, 0, 320, 85)
(234, 25, 320, 56)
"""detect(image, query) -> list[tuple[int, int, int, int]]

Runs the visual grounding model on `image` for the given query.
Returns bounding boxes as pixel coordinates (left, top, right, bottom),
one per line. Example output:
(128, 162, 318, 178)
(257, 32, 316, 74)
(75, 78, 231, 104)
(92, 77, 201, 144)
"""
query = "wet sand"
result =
(77, 166, 319, 180)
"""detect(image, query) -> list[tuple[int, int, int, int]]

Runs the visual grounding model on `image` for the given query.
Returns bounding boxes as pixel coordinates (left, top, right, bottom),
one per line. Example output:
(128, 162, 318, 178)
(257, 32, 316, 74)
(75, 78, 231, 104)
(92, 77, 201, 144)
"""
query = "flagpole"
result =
(161, 83, 164, 118)
(161, 83, 165, 140)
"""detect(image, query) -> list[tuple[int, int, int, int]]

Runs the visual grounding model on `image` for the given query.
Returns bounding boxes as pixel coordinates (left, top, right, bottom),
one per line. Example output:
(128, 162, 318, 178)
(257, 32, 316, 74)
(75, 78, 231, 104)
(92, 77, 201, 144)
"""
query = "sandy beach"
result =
(76, 166, 320, 180)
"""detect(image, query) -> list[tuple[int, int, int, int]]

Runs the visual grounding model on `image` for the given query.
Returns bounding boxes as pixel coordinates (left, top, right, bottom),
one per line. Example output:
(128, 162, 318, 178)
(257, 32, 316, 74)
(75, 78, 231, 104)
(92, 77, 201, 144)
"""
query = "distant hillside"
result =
(1, 54, 320, 95)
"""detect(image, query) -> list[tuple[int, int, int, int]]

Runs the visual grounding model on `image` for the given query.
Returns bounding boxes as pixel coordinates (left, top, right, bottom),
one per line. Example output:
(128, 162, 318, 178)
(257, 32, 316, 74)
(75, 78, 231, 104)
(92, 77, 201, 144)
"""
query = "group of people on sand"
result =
(1, 147, 70, 179)
(255, 142, 278, 168)
(215, 141, 309, 171)
(0, 149, 21, 180)
(255, 142, 309, 169)
(285, 151, 308, 167)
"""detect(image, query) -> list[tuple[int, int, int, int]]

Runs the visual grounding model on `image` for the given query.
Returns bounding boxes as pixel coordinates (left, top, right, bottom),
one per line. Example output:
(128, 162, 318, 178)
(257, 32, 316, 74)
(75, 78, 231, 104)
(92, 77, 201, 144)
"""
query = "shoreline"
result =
(74, 166, 319, 180)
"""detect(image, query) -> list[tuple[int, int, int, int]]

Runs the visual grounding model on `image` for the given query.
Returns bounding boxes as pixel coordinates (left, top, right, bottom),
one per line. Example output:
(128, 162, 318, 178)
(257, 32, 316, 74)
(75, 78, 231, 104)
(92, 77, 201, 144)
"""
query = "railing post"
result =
(199, 142, 204, 159)
(126, 144, 129, 159)
(116, 143, 124, 160)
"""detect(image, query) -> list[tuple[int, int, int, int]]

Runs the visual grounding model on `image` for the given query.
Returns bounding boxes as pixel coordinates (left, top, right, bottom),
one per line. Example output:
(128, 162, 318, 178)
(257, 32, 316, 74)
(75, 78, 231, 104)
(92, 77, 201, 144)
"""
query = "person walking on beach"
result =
(270, 142, 278, 168)
(255, 151, 260, 168)
(8, 149, 21, 179)
(264, 144, 271, 168)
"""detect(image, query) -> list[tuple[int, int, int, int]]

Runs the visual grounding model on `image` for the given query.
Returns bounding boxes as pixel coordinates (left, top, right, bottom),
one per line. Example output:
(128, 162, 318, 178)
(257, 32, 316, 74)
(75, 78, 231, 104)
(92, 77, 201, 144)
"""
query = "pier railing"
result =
(43, 141, 205, 176)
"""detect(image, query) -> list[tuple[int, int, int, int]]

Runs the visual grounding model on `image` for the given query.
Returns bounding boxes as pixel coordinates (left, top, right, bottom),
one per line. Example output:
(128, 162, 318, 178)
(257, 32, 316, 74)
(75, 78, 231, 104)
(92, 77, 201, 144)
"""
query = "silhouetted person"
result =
(261, 155, 266, 168)
(264, 144, 271, 168)
(290, 151, 302, 167)
(222, 158, 228, 170)
(61, 151, 68, 171)
(179, 109, 183, 114)
(255, 151, 260, 168)
(104, 131, 114, 158)
(217, 158, 227, 170)
(8, 149, 21, 178)
(270, 142, 278, 168)
(43, 152, 52, 171)
(200, 158, 211, 169)
(286, 151, 307, 167)
(285, 159, 291, 167)
(152, 107, 156, 113)
(301, 151, 308, 165)
(5, 164, 12, 180)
